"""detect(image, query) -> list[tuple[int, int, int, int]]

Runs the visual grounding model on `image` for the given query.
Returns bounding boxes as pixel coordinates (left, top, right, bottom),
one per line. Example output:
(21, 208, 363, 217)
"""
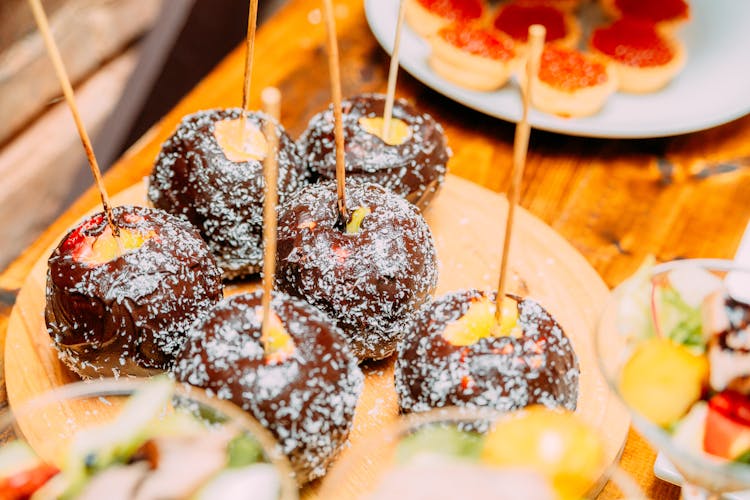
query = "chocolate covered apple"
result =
(274, 180, 438, 361)
(45, 206, 223, 378)
(174, 290, 363, 483)
(396, 289, 579, 414)
(148, 109, 310, 279)
(299, 94, 450, 211)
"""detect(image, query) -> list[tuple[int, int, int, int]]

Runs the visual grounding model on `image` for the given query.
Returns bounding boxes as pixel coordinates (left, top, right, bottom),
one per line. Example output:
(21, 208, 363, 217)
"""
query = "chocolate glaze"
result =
(174, 291, 363, 483)
(148, 108, 310, 279)
(275, 180, 439, 361)
(45, 206, 223, 378)
(299, 94, 450, 211)
(395, 289, 579, 414)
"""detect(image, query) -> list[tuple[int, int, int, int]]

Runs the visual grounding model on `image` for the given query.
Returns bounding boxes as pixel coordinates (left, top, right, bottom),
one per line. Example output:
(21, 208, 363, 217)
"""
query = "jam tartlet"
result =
(45, 206, 223, 378)
(148, 108, 309, 279)
(590, 18, 686, 93)
(428, 22, 520, 91)
(600, 0, 690, 31)
(299, 94, 450, 211)
(493, 3, 581, 49)
(275, 180, 438, 361)
(174, 291, 364, 484)
(404, 0, 486, 37)
(523, 46, 617, 117)
(396, 289, 580, 414)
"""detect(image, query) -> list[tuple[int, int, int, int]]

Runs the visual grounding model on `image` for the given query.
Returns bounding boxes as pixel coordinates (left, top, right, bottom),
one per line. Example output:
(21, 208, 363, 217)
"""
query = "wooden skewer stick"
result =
(495, 24, 546, 324)
(260, 87, 281, 339)
(27, 0, 119, 237)
(240, 0, 260, 135)
(322, 0, 349, 223)
(382, 0, 407, 140)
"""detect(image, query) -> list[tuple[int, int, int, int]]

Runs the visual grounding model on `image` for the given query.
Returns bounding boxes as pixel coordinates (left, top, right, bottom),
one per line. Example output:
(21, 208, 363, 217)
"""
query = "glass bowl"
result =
(596, 258, 750, 498)
(0, 377, 298, 499)
(318, 406, 643, 499)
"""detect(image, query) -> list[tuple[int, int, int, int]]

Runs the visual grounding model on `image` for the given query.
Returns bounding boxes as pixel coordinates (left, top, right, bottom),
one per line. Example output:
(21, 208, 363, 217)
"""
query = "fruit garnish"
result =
(396, 425, 483, 465)
(69, 222, 154, 267)
(619, 337, 708, 426)
(481, 406, 603, 500)
(0, 441, 58, 498)
(66, 378, 174, 493)
(0, 463, 59, 500)
(345, 206, 371, 234)
(227, 434, 264, 468)
(213, 118, 268, 163)
(255, 309, 296, 364)
(358, 117, 411, 146)
(704, 391, 750, 460)
(442, 297, 519, 347)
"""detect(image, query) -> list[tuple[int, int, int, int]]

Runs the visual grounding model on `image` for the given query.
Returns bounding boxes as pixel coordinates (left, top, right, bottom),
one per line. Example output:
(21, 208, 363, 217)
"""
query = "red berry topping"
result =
(538, 47, 609, 91)
(591, 18, 674, 67)
(417, 0, 484, 21)
(438, 23, 516, 60)
(494, 4, 568, 43)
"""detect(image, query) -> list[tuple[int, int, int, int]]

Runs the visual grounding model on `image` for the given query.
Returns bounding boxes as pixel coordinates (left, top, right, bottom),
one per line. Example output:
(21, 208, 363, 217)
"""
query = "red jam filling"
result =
(591, 18, 674, 67)
(493, 4, 567, 43)
(416, 0, 484, 21)
(614, 0, 689, 23)
(438, 23, 515, 60)
(538, 47, 608, 91)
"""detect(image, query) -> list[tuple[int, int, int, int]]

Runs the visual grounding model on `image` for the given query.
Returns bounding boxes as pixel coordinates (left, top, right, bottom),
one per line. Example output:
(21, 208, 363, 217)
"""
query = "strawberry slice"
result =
(0, 463, 59, 499)
(704, 391, 750, 460)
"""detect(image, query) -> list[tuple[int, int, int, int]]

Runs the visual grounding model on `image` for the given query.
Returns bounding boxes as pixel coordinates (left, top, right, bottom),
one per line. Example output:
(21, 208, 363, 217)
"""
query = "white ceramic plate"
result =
(364, 0, 750, 138)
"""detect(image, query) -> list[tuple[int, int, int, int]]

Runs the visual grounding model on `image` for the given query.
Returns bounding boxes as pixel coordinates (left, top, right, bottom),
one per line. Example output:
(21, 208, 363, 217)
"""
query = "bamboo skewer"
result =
(260, 87, 281, 339)
(382, 0, 407, 141)
(27, 0, 119, 237)
(495, 24, 546, 325)
(240, 0, 260, 137)
(322, 0, 349, 224)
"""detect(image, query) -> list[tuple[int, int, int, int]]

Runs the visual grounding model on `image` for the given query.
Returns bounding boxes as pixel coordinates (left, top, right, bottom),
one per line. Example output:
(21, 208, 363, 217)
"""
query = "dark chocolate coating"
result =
(395, 289, 579, 414)
(275, 180, 439, 361)
(299, 93, 450, 211)
(45, 206, 223, 378)
(174, 291, 363, 483)
(148, 108, 310, 279)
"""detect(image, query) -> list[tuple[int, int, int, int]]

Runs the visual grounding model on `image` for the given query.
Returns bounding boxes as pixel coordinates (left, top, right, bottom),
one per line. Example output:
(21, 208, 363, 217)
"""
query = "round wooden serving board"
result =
(4, 174, 628, 497)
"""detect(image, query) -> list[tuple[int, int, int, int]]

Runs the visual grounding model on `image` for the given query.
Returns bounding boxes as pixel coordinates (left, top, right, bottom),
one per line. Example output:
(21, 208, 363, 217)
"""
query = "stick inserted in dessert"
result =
(27, 0, 223, 378)
(148, 1, 309, 279)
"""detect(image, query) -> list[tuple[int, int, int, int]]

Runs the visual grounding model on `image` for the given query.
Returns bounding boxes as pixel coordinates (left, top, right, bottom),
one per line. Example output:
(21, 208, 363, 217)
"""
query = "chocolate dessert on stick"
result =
(395, 24, 579, 416)
(274, 1, 438, 361)
(27, 0, 118, 238)
(33, 0, 222, 378)
(148, 0, 308, 278)
(382, 0, 407, 140)
(494, 24, 546, 329)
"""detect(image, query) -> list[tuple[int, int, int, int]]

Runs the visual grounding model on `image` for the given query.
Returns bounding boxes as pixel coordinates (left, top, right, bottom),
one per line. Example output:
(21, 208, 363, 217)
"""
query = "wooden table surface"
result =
(2, 0, 750, 497)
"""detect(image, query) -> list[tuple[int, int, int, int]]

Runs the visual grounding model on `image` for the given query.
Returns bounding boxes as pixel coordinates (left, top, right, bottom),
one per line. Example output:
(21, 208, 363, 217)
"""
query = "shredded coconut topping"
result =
(148, 108, 310, 278)
(299, 93, 450, 210)
(395, 289, 579, 414)
(45, 206, 223, 378)
(174, 291, 364, 483)
(275, 180, 439, 361)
